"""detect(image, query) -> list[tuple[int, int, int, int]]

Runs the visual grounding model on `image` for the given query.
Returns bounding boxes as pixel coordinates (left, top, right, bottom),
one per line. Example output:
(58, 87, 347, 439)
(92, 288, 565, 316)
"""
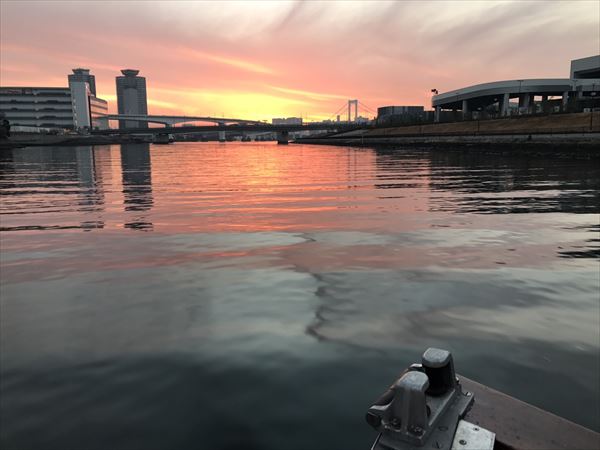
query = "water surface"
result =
(1, 143, 599, 449)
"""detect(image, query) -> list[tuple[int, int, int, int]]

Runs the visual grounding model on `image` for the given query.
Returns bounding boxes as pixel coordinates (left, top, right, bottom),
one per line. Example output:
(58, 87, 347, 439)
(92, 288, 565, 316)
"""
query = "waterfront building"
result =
(432, 56, 600, 121)
(376, 106, 425, 126)
(68, 68, 97, 96)
(68, 68, 108, 130)
(116, 69, 148, 129)
(272, 117, 303, 125)
(0, 68, 108, 130)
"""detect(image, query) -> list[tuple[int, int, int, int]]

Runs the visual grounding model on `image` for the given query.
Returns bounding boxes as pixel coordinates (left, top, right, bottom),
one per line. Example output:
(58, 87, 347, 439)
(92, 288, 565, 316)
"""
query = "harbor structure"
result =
(432, 56, 600, 121)
(116, 69, 148, 129)
(0, 69, 108, 130)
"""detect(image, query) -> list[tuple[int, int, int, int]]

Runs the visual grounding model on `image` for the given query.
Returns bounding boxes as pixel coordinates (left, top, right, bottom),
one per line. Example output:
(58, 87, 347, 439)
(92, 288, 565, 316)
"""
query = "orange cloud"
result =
(1, 1, 598, 121)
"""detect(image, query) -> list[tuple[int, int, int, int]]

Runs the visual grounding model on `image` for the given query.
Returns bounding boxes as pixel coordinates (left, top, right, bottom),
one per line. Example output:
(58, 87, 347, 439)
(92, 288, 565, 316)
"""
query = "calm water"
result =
(1, 143, 599, 449)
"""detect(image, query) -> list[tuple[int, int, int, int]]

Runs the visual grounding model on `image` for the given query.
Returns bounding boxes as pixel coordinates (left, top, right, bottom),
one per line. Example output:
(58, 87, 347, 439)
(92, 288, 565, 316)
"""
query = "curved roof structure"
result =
(432, 78, 600, 109)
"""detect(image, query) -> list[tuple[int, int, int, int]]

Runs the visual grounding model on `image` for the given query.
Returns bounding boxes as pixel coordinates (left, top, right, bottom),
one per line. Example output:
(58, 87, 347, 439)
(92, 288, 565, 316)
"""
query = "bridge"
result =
(432, 77, 600, 121)
(96, 99, 374, 143)
(92, 121, 361, 144)
(100, 114, 265, 127)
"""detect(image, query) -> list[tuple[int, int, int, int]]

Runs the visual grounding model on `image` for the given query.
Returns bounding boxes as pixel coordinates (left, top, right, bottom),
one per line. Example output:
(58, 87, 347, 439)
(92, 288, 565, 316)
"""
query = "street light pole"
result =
(517, 80, 523, 115)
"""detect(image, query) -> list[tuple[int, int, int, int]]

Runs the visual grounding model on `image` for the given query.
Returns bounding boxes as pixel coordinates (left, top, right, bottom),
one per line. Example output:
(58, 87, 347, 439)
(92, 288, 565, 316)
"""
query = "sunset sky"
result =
(1, 0, 598, 121)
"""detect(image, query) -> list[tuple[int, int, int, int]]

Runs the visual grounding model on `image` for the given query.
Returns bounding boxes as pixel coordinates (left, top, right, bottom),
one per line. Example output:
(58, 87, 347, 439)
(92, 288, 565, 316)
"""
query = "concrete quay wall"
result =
(295, 112, 600, 157)
(357, 112, 600, 137)
(295, 132, 600, 158)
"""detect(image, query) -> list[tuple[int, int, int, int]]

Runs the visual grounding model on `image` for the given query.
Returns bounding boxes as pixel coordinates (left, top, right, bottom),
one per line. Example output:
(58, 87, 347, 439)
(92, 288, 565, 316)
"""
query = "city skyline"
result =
(1, 0, 599, 121)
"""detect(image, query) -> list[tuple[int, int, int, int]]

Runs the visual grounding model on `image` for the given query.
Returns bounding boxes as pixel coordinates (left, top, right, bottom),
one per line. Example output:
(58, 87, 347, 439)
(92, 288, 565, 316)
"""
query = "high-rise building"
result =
(0, 69, 108, 130)
(68, 68, 97, 96)
(116, 69, 148, 129)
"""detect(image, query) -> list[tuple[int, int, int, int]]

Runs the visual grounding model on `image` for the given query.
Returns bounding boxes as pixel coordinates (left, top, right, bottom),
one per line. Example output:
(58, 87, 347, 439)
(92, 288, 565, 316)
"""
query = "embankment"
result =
(295, 112, 600, 156)
(0, 133, 145, 149)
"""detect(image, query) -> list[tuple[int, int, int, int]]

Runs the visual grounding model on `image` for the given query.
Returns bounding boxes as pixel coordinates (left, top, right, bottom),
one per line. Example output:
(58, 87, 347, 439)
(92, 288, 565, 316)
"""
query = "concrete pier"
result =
(501, 93, 510, 116)
(276, 130, 289, 145)
(462, 100, 469, 119)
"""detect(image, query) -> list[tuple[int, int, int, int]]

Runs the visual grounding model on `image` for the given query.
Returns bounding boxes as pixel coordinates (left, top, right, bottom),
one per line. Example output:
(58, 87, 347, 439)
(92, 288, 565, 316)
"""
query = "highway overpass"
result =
(99, 114, 264, 127)
(91, 122, 361, 144)
(432, 78, 600, 121)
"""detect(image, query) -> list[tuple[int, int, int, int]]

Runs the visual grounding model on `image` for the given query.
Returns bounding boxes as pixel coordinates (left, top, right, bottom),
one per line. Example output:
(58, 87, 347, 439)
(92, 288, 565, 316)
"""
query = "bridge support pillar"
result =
(562, 91, 569, 112)
(96, 117, 109, 130)
(541, 95, 549, 113)
(501, 93, 510, 116)
(276, 130, 289, 145)
(218, 131, 226, 142)
(461, 100, 469, 120)
(519, 93, 531, 114)
(434, 106, 441, 123)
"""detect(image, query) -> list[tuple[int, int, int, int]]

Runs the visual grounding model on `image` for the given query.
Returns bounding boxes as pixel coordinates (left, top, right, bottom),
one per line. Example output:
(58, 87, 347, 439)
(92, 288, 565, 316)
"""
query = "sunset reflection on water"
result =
(1, 143, 598, 450)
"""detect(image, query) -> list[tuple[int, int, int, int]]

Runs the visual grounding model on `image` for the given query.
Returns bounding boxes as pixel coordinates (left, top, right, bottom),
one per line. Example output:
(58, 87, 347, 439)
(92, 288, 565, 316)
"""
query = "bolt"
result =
(473, 427, 479, 431)
(410, 425, 424, 435)
(459, 439, 467, 445)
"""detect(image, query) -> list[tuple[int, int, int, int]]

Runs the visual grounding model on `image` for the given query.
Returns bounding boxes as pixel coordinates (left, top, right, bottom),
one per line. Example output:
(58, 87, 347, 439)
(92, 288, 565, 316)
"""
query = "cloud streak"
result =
(1, 1, 598, 120)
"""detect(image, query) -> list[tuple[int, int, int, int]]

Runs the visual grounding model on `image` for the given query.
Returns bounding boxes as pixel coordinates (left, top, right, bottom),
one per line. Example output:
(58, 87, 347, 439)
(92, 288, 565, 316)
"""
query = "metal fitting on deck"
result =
(366, 348, 493, 450)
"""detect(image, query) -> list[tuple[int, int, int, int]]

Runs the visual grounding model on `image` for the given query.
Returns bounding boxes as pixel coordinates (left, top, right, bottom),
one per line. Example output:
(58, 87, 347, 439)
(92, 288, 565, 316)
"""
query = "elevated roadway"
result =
(432, 78, 600, 120)
(101, 114, 265, 126)
(91, 122, 359, 135)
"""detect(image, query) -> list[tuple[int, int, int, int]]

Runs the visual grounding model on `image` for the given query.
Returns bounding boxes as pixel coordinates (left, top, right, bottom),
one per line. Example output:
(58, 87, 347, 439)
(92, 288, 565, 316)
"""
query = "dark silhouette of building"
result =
(116, 69, 148, 129)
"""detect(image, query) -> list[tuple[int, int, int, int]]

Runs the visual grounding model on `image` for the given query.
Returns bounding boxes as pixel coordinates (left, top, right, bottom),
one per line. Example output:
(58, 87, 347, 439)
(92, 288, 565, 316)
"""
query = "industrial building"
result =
(432, 56, 600, 121)
(0, 69, 108, 130)
(116, 69, 148, 129)
(376, 106, 425, 126)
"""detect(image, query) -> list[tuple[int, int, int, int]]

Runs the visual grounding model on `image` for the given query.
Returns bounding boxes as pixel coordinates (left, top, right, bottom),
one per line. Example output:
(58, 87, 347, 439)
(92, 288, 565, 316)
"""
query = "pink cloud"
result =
(1, 1, 598, 119)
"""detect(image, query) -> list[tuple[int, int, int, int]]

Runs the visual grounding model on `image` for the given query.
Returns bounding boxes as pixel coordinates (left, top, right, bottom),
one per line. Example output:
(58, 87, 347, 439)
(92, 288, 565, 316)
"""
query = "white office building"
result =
(0, 69, 108, 130)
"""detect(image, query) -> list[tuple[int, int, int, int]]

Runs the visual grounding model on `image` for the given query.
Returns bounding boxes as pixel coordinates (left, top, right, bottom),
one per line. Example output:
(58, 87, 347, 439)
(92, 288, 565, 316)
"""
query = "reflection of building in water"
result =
(73, 146, 107, 230)
(120, 143, 153, 231)
(0, 146, 107, 230)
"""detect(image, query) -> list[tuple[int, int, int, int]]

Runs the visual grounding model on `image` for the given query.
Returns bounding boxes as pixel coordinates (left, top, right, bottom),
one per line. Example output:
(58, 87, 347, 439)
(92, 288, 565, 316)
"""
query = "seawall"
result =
(295, 112, 600, 157)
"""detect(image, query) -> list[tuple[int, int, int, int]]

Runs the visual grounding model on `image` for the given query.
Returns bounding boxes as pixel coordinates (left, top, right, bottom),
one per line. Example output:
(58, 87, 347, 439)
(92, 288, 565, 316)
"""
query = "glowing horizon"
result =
(1, 0, 598, 121)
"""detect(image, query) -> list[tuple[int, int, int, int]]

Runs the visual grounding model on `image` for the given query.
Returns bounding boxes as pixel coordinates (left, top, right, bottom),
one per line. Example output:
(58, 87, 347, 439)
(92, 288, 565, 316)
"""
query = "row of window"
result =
(6, 116, 73, 120)
(1, 99, 72, 104)
(0, 91, 70, 97)
(0, 107, 72, 112)
(11, 123, 74, 128)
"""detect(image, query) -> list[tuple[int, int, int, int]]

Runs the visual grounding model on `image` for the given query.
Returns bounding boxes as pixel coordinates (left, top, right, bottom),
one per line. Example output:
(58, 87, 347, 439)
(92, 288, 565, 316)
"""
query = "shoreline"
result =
(0, 134, 147, 149)
(293, 134, 600, 159)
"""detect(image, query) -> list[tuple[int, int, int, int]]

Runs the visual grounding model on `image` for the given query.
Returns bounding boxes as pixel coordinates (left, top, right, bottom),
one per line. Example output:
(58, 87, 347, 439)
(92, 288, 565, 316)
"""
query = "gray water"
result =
(1, 142, 599, 449)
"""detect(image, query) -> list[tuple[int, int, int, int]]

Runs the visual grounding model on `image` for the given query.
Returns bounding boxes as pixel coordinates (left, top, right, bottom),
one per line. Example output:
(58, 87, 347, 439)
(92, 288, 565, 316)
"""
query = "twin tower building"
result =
(115, 69, 148, 129)
(0, 68, 149, 131)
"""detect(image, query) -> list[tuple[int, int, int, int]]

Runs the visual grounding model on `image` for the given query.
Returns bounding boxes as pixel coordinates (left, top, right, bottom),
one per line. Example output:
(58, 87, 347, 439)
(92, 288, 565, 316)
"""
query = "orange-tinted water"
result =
(1, 142, 598, 449)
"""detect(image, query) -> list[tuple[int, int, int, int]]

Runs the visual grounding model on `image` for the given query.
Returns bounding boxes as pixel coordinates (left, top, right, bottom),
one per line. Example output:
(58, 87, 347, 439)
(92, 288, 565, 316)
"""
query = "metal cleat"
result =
(366, 348, 486, 450)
